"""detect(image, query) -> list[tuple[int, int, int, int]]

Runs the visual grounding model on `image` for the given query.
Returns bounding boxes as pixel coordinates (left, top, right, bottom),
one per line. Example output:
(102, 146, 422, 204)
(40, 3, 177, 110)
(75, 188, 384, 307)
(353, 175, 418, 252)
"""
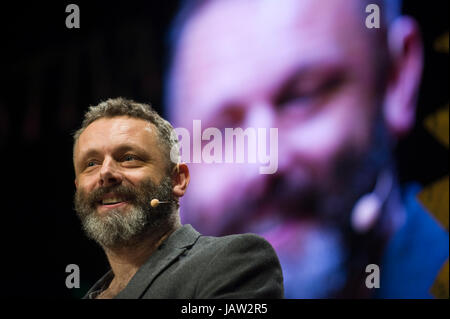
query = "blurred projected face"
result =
(170, 0, 388, 235)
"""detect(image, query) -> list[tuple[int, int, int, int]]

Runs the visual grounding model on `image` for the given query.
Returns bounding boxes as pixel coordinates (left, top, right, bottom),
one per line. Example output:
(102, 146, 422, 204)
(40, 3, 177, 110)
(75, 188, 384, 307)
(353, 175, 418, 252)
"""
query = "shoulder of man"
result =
(194, 232, 277, 259)
(188, 232, 284, 299)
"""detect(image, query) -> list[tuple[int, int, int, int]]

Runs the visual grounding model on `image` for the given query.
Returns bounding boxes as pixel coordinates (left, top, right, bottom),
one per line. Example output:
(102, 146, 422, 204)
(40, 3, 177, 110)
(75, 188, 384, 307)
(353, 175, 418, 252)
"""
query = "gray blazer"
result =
(84, 224, 284, 298)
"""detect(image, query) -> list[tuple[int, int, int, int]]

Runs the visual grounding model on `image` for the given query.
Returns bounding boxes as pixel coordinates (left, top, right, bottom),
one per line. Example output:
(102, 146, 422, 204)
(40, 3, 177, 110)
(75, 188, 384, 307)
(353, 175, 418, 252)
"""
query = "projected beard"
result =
(74, 176, 175, 249)
(270, 116, 394, 298)
(209, 115, 393, 297)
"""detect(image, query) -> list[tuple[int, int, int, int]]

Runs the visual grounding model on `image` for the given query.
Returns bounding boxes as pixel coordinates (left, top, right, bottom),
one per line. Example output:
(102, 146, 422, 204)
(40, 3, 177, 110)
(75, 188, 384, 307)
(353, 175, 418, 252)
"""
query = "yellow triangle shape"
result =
(423, 105, 449, 148)
(417, 176, 449, 231)
(430, 259, 449, 299)
(434, 31, 449, 54)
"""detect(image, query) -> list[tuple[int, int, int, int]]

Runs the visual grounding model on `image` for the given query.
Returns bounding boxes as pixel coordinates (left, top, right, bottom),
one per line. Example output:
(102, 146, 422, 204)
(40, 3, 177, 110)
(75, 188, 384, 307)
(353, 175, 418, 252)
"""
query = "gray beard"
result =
(74, 176, 175, 249)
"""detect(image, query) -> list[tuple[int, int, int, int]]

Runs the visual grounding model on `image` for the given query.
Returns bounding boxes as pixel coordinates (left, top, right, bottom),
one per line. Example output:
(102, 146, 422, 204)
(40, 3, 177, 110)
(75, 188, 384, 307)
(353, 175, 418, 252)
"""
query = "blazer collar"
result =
(114, 224, 201, 299)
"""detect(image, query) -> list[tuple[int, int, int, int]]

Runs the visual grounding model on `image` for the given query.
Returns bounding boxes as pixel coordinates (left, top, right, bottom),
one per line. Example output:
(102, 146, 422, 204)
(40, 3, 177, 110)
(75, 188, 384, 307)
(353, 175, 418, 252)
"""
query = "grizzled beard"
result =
(74, 176, 175, 249)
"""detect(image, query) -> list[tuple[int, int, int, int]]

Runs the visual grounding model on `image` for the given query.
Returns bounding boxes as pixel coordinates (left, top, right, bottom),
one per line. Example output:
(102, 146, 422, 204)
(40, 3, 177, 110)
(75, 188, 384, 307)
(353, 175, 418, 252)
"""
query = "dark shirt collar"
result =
(83, 224, 201, 299)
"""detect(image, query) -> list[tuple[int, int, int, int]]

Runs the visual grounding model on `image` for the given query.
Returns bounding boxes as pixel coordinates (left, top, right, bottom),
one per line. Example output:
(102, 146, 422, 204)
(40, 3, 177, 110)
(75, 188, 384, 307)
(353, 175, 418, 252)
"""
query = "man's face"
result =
(73, 116, 174, 248)
(170, 0, 388, 236)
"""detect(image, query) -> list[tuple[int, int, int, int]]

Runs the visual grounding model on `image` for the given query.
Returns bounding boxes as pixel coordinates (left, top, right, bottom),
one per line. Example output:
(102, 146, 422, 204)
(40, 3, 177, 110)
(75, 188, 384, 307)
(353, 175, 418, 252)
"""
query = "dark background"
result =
(0, 1, 447, 298)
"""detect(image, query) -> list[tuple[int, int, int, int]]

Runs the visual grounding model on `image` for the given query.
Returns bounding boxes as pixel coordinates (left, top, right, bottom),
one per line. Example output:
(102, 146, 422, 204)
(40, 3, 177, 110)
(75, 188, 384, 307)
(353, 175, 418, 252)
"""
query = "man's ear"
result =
(383, 16, 424, 138)
(172, 163, 190, 197)
(74, 178, 78, 189)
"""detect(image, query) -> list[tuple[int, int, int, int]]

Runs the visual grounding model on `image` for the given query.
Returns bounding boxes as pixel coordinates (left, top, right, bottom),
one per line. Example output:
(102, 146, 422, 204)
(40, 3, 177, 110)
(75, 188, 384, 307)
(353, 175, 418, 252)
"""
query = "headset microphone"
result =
(351, 170, 393, 234)
(150, 199, 170, 208)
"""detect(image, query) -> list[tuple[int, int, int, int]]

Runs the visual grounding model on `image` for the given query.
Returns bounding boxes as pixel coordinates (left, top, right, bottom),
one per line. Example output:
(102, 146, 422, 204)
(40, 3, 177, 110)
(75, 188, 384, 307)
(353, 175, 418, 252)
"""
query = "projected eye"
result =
(276, 70, 344, 112)
(208, 104, 246, 131)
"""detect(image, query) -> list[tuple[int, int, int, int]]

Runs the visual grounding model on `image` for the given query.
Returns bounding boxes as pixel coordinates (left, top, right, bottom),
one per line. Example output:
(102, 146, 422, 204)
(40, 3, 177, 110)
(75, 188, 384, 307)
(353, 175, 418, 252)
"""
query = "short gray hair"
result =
(73, 97, 179, 172)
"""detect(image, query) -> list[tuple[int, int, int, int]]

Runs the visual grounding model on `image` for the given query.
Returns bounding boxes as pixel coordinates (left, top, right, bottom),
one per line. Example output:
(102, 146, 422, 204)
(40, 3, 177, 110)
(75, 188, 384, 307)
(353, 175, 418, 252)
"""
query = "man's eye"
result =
(277, 91, 317, 109)
(87, 161, 97, 167)
(123, 155, 137, 161)
(278, 76, 343, 109)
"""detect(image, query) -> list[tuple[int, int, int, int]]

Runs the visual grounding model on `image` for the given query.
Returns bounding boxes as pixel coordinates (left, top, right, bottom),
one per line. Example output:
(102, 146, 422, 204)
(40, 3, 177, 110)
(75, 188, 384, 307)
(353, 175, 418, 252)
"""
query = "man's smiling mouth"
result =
(101, 197, 126, 205)
(96, 194, 129, 207)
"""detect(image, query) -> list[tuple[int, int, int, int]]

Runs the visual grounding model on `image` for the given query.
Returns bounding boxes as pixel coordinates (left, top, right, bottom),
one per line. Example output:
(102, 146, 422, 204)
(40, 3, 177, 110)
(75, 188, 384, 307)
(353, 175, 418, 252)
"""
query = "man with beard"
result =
(72, 97, 284, 299)
(165, 0, 449, 297)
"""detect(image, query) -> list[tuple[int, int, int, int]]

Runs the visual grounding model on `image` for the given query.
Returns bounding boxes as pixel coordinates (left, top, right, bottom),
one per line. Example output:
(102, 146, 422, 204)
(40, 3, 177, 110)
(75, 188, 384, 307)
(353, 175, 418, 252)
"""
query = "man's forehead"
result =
(77, 117, 156, 150)
(178, 0, 362, 63)
(86, 116, 152, 132)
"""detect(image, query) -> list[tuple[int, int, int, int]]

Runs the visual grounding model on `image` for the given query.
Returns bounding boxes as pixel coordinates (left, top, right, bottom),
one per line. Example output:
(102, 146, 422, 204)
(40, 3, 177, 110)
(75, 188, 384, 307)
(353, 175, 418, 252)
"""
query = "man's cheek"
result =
(191, 164, 237, 194)
(77, 176, 97, 194)
(283, 120, 344, 165)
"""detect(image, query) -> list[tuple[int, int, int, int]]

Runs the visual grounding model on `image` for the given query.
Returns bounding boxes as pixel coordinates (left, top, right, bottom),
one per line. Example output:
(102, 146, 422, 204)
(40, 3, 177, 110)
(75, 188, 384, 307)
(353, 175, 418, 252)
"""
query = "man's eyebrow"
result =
(112, 144, 152, 159)
(272, 60, 349, 101)
(77, 144, 153, 164)
(77, 149, 102, 165)
(203, 60, 350, 123)
(278, 60, 348, 89)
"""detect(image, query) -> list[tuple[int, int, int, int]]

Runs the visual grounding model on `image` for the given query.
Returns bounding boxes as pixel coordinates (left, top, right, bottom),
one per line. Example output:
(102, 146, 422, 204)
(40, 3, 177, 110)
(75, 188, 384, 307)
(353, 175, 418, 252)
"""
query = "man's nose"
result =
(99, 157, 122, 187)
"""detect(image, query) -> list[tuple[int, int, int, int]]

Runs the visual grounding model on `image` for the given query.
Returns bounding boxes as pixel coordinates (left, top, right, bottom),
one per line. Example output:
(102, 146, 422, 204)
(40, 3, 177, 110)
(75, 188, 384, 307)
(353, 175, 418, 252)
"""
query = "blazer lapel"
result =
(115, 224, 201, 299)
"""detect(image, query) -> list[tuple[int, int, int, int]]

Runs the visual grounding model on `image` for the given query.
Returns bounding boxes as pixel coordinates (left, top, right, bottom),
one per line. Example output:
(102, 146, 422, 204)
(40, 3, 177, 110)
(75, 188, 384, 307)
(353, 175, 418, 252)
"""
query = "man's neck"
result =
(101, 220, 181, 296)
